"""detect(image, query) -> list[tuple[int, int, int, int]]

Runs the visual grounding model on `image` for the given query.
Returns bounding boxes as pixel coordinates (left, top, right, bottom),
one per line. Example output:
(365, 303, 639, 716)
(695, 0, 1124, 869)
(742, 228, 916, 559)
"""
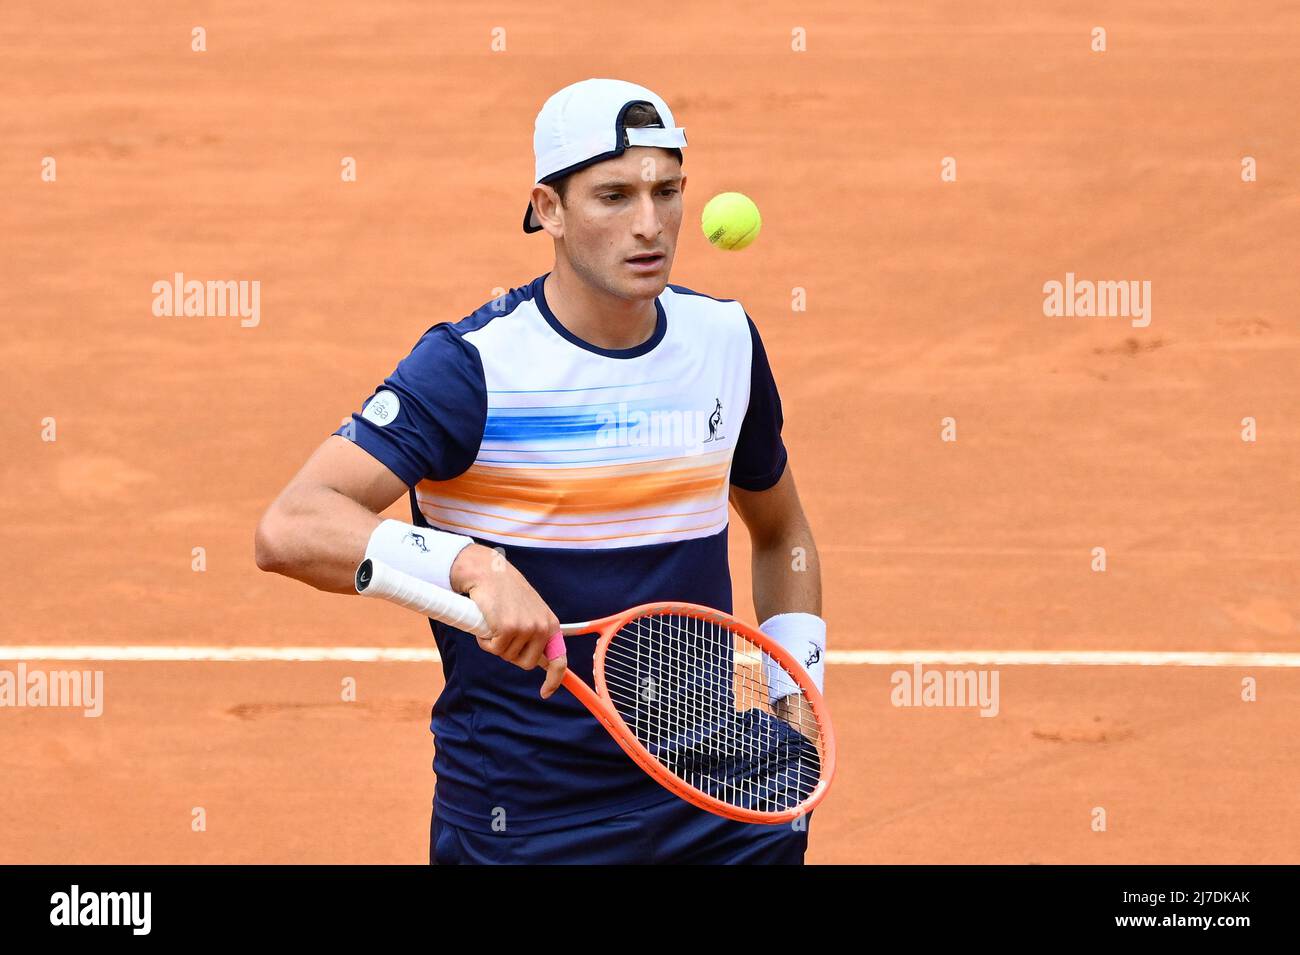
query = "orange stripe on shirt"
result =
(416, 452, 731, 518)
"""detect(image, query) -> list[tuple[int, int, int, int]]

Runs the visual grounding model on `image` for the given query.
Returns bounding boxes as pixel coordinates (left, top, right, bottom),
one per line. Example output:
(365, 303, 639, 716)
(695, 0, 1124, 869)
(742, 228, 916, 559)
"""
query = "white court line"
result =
(832, 650, 1300, 668)
(0, 646, 438, 663)
(819, 544, 1300, 562)
(0, 646, 1298, 667)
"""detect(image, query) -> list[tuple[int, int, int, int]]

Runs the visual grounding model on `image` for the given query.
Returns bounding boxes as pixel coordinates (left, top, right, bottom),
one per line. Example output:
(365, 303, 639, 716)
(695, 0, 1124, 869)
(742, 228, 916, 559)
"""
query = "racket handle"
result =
(355, 558, 491, 637)
(355, 558, 569, 663)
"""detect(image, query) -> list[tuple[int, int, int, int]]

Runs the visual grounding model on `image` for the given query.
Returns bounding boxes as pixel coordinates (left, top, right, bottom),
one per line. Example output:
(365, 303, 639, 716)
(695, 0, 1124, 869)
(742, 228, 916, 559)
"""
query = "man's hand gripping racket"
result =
(355, 557, 836, 825)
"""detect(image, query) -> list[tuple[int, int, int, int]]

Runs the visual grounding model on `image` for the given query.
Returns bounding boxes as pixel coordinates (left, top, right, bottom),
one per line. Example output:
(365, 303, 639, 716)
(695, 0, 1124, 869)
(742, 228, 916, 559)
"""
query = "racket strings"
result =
(601, 611, 823, 814)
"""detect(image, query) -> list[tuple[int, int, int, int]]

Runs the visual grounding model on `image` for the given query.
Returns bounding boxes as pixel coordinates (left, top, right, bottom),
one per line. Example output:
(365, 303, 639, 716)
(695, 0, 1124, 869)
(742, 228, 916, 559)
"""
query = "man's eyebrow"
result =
(589, 176, 683, 191)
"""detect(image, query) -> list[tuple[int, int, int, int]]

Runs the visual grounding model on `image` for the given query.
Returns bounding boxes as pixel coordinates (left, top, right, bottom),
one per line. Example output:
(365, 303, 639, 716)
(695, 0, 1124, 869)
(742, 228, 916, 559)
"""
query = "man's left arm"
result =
(729, 464, 821, 623)
(728, 311, 825, 698)
(731, 463, 826, 716)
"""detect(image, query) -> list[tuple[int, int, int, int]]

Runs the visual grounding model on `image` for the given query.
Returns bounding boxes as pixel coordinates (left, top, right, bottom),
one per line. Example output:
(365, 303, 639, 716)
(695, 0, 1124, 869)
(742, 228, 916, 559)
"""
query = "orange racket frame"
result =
(356, 557, 836, 824)
(574, 601, 836, 824)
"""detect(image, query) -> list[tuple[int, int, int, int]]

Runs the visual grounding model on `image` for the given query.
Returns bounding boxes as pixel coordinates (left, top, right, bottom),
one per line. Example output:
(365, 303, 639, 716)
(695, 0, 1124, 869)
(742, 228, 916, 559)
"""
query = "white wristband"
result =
(364, 520, 475, 594)
(759, 612, 827, 703)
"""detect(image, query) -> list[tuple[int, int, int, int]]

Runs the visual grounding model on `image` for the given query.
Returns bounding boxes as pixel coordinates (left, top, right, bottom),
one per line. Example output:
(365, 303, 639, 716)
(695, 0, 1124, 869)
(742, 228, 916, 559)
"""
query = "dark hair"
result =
(551, 103, 682, 204)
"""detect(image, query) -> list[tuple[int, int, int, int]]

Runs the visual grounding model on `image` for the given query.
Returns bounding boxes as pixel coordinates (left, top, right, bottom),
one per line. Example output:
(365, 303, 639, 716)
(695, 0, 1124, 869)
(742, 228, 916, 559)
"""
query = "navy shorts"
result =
(431, 798, 810, 865)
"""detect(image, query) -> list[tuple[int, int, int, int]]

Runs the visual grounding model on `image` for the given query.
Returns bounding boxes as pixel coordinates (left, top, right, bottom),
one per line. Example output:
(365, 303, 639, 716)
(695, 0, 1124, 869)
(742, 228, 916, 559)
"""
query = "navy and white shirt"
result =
(336, 272, 787, 833)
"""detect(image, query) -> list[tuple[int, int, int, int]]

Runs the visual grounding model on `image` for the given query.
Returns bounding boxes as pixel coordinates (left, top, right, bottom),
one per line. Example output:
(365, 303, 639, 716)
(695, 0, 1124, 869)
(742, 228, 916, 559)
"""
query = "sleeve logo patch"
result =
(362, 390, 401, 427)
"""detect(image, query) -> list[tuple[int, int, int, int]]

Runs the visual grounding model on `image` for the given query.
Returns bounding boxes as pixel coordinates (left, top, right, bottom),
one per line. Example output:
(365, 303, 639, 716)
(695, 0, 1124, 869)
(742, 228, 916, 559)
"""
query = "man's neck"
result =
(543, 262, 659, 351)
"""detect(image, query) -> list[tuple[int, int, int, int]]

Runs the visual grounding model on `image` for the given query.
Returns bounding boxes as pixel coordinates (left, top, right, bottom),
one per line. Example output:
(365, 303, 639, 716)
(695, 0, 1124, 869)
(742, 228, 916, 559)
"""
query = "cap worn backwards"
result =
(523, 78, 688, 234)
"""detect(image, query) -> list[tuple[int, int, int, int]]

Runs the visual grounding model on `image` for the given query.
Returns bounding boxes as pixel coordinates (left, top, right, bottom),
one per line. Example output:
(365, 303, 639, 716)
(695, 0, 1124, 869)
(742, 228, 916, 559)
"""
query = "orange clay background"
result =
(2, 2, 1298, 863)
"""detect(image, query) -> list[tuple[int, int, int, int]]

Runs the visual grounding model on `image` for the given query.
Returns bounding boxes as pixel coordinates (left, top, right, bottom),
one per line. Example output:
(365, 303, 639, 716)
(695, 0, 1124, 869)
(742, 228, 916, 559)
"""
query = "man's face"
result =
(546, 146, 686, 301)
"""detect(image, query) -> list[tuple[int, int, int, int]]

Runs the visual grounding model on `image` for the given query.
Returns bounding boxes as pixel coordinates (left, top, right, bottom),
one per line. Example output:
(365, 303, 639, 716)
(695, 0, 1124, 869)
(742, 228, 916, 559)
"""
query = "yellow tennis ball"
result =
(701, 192, 762, 250)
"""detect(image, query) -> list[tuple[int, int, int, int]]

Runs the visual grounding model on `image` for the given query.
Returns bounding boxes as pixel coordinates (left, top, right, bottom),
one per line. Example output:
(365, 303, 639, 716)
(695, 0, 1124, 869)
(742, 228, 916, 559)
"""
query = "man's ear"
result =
(531, 184, 565, 238)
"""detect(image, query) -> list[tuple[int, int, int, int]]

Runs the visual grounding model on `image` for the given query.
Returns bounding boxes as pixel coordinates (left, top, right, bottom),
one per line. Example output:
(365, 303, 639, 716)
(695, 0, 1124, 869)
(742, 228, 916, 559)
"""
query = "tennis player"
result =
(255, 78, 827, 864)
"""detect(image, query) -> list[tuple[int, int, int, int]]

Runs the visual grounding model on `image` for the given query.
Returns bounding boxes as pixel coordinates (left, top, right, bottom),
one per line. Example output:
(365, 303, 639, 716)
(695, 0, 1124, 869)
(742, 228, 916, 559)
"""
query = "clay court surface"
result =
(3, 2, 1298, 863)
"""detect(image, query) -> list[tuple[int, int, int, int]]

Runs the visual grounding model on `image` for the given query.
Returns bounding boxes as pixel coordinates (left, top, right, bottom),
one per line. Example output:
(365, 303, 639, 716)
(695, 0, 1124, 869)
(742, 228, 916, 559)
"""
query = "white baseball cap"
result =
(523, 78, 688, 233)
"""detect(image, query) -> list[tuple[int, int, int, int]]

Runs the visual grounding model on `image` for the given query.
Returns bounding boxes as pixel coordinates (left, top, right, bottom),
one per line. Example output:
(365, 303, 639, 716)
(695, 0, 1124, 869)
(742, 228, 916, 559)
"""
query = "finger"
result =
(508, 624, 558, 669)
(539, 654, 567, 700)
(484, 632, 530, 668)
(501, 632, 537, 668)
(543, 631, 566, 662)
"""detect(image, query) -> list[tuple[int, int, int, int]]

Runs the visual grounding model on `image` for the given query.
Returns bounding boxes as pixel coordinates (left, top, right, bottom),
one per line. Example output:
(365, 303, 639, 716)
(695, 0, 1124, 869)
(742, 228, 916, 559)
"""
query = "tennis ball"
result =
(701, 192, 762, 250)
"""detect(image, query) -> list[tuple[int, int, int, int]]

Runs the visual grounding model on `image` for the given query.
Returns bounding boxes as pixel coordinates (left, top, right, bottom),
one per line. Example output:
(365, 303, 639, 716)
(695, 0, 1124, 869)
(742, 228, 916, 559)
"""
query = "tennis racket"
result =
(355, 557, 835, 824)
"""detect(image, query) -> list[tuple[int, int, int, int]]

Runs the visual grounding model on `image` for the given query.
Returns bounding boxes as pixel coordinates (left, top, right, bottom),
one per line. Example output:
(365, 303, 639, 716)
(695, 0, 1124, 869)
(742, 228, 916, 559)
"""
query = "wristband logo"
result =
(362, 391, 401, 427)
(805, 644, 822, 668)
(401, 532, 429, 553)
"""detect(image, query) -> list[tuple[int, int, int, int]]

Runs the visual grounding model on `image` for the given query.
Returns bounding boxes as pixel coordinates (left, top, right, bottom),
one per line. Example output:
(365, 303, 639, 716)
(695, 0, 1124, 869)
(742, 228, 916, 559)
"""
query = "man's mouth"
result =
(626, 252, 666, 270)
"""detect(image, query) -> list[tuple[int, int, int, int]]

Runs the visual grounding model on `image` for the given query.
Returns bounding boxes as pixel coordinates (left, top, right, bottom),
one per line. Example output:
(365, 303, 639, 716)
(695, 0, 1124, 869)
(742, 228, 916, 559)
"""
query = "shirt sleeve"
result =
(333, 323, 487, 486)
(729, 313, 788, 492)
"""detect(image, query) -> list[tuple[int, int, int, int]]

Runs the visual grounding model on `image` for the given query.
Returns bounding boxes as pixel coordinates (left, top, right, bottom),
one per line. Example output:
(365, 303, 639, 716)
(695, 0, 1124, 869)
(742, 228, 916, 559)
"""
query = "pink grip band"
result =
(544, 631, 567, 661)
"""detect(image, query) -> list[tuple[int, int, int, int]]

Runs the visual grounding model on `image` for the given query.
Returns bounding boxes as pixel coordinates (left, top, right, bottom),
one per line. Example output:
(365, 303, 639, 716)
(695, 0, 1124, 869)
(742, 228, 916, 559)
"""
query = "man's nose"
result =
(632, 194, 662, 240)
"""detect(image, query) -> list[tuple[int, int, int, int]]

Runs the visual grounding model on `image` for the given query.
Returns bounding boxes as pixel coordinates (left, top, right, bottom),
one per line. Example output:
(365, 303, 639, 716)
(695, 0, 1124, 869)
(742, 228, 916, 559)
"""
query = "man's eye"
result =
(602, 194, 624, 202)
(660, 188, 680, 197)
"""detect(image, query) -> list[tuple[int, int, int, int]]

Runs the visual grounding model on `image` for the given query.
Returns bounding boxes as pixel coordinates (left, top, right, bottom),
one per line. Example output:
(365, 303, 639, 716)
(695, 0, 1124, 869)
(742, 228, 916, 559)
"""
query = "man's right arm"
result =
(253, 434, 566, 695)
(254, 434, 409, 593)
